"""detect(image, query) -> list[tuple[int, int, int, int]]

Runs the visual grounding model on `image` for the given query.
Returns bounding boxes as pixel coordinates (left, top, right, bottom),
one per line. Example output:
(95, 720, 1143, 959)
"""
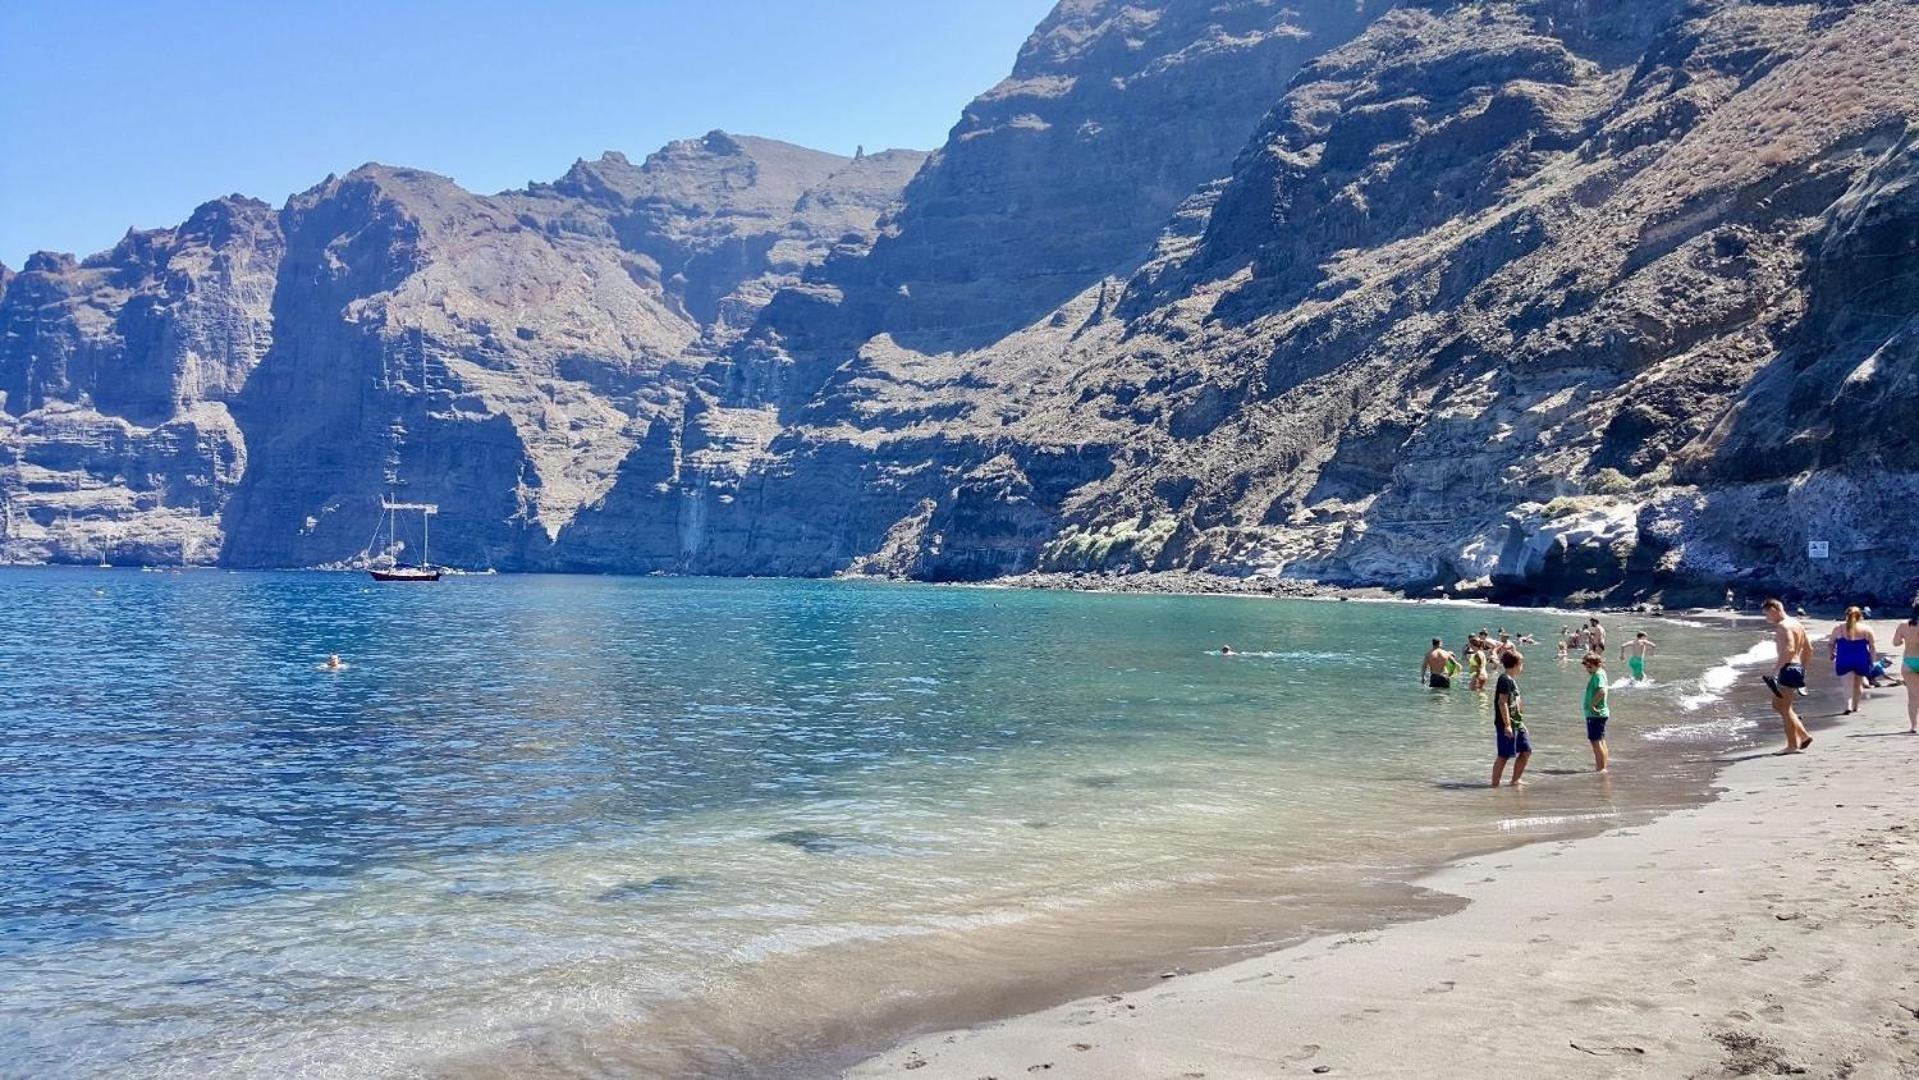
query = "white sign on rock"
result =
(1808, 540, 1830, 560)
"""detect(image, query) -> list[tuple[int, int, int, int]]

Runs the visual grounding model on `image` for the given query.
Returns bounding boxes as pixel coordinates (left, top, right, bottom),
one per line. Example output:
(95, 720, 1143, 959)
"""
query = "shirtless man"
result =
(1761, 599, 1814, 753)
(1619, 631, 1658, 683)
(1586, 617, 1607, 655)
(1422, 638, 1456, 688)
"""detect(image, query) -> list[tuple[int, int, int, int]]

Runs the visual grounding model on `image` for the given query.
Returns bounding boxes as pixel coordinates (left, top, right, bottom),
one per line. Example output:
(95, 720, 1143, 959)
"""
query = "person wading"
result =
(1582, 652, 1611, 773)
(1423, 638, 1456, 689)
(1492, 651, 1531, 788)
(1620, 631, 1658, 683)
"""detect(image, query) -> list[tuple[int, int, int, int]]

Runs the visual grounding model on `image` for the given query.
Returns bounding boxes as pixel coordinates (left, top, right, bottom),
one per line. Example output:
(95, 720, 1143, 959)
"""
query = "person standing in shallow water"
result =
(1422, 638, 1455, 688)
(1582, 652, 1611, 773)
(1491, 651, 1531, 788)
(1761, 599, 1814, 754)
(1620, 631, 1658, 683)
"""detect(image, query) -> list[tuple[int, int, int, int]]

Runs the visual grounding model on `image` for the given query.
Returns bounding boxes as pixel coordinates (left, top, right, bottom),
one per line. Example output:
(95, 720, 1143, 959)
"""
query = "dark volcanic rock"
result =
(6, 1, 1918, 605)
(632, 0, 1918, 605)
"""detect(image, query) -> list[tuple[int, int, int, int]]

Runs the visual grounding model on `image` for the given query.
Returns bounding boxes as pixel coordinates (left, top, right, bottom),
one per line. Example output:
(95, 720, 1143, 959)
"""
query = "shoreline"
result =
(422, 588, 1773, 1080)
(845, 624, 1919, 1078)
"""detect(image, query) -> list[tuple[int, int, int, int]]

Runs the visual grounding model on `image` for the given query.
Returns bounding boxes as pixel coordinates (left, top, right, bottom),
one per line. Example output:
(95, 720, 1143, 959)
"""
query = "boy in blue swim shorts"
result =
(1492, 650, 1530, 787)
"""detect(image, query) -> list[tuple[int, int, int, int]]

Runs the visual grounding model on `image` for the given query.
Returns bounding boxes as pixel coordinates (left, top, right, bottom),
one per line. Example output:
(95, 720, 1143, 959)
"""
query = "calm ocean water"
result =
(0, 570, 1772, 1077)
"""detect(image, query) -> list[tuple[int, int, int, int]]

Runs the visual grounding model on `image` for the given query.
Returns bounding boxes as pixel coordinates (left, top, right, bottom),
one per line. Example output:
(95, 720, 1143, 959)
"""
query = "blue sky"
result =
(0, 0, 1056, 266)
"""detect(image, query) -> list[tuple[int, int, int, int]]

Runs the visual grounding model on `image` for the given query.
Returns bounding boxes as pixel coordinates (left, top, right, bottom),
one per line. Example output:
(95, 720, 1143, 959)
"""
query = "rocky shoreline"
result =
(919, 567, 1769, 616)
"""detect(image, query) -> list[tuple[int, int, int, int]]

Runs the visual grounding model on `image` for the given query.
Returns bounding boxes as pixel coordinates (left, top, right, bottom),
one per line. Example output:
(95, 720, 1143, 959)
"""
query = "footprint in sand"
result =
(1424, 980, 1458, 995)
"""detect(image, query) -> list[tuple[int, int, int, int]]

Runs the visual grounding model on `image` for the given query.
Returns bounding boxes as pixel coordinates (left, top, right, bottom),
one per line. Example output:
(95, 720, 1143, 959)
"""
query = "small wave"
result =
(1496, 811, 1618, 832)
(1677, 640, 1775, 711)
(1212, 649, 1363, 662)
(1642, 716, 1761, 743)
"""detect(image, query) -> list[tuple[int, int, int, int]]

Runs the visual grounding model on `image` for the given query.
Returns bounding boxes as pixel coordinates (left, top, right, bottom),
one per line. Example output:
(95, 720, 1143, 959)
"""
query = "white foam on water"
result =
(1677, 639, 1775, 712)
(1209, 649, 1356, 662)
(1496, 811, 1619, 832)
(1641, 715, 1762, 743)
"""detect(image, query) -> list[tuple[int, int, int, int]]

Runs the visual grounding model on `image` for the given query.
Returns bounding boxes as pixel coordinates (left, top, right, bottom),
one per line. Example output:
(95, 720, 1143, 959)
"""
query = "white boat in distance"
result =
(367, 498, 441, 582)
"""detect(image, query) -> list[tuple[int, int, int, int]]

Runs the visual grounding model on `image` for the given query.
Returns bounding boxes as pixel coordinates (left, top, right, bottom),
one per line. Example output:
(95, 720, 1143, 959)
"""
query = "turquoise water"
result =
(0, 570, 1771, 1076)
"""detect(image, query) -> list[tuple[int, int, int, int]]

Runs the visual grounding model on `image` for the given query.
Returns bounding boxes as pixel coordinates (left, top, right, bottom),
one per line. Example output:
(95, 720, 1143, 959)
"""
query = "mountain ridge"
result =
(3, 1, 1915, 606)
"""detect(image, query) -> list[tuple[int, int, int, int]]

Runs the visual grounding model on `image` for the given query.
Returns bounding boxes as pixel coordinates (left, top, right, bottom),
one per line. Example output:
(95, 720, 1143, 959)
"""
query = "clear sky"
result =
(0, 0, 1057, 266)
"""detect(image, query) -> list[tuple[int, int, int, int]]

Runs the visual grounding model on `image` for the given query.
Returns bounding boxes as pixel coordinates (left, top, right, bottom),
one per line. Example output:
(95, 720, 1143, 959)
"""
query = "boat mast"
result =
(381, 498, 440, 568)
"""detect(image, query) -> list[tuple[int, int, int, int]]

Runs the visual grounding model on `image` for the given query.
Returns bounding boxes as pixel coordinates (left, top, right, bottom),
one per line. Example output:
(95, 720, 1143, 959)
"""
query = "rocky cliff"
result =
(0, 197, 281, 563)
(1, 135, 926, 568)
(5, 0, 1916, 605)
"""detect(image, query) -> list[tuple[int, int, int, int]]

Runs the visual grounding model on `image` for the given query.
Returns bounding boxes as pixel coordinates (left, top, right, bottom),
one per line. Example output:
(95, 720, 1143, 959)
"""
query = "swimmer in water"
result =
(323, 653, 345, 671)
(1220, 645, 1235, 656)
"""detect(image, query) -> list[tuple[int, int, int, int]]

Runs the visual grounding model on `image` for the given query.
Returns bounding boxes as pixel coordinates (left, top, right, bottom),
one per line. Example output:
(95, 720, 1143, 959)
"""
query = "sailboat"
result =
(367, 497, 441, 582)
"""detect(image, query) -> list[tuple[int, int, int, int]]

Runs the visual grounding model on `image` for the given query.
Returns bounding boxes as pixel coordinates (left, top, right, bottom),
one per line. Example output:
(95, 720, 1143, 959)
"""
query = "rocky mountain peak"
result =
(5, 0, 1915, 606)
(21, 251, 77, 274)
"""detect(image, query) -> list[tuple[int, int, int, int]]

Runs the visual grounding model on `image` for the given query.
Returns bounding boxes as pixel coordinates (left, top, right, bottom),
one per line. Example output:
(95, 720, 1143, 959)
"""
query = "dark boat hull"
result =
(369, 569, 441, 582)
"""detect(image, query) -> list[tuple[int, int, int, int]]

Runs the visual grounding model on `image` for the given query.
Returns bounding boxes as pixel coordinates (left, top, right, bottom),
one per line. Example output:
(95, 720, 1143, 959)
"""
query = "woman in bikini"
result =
(1895, 605, 1919, 735)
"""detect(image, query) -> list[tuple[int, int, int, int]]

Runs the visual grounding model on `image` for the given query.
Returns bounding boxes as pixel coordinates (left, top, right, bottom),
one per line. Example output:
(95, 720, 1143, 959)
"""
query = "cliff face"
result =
(0, 135, 925, 568)
(6, 1, 1916, 604)
(555, 0, 1390, 576)
(561, 0, 1918, 603)
(0, 198, 281, 563)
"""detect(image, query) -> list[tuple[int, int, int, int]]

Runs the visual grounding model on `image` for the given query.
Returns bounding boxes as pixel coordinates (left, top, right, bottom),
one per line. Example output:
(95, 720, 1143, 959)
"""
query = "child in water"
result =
(1620, 632, 1657, 683)
(1491, 651, 1530, 787)
(1582, 652, 1611, 773)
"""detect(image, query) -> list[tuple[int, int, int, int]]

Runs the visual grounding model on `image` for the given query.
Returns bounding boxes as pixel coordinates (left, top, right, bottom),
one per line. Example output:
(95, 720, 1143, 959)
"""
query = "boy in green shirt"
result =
(1582, 653, 1611, 773)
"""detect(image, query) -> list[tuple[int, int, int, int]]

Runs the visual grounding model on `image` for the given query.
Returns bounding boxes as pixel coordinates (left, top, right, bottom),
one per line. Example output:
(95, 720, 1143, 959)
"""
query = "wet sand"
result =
(848, 626, 1919, 1079)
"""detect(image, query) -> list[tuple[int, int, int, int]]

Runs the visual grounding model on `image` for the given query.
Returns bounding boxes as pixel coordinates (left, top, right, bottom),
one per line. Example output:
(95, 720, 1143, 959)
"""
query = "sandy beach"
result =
(849, 624, 1919, 1079)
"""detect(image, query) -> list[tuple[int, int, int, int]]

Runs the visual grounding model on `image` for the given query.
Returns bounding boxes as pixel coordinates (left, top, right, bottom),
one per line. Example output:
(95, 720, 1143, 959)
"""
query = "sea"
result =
(0, 569, 1784, 1077)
